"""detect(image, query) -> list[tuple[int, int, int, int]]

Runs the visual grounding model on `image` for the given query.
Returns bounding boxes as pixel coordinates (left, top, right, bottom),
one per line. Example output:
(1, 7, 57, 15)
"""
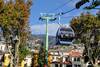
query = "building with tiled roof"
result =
(68, 50, 81, 57)
(49, 46, 84, 67)
(67, 49, 83, 67)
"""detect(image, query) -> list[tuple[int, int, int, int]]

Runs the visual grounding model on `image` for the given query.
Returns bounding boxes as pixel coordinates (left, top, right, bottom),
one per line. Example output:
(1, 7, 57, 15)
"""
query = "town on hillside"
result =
(0, 0, 100, 67)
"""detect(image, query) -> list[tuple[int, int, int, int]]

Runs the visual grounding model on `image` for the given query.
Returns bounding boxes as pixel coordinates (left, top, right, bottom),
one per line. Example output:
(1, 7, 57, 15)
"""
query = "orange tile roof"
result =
(52, 61, 72, 64)
(68, 50, 81, 57)
(62, 61, 72, 64)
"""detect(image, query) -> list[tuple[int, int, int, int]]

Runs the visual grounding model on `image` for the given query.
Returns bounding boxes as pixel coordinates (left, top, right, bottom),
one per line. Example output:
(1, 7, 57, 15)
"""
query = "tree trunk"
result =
(15, 37, 20, 67)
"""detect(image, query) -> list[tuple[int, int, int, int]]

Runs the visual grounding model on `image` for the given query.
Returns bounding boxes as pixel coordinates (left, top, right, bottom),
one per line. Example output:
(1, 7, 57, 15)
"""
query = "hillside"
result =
(32, 34, 56, 45)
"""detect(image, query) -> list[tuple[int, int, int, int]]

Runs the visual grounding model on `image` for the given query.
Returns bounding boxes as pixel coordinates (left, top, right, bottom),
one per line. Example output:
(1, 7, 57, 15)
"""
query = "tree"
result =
(32, 51, 38, 67)
(70, 12, 100, 64)
(85, 0, 100, 9)
(19, 46, 31, 62)
(48, 52, 52, 67)
(0, 0, 32, 66)
(38, 42, 45, 67)
(75, 0, 100, 9)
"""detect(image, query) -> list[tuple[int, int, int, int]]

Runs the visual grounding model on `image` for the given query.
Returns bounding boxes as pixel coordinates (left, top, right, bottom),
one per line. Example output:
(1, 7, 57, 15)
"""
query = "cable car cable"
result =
(55, 8, 76, 27)
(51, 0, 73, 12)
(55, 8, 76, 16)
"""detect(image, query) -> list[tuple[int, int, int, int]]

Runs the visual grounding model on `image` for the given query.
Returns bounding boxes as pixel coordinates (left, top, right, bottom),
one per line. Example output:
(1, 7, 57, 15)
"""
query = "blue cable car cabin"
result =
(56, 26, 75, 45)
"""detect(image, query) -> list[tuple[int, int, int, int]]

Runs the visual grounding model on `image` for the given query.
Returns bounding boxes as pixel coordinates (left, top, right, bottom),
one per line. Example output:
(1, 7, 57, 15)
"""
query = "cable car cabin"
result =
(56, 26, 75, 45)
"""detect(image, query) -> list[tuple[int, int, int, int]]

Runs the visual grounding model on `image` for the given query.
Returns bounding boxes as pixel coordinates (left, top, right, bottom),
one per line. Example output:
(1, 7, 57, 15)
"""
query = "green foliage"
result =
(19, 46, 31, 61)
(76, 0, 100, 9)
(73, 40, 81, 44)
(84, 0, 100, 9)
(0, 0, 32, 64)
(32, 52, 38, 67)
(70, 12, 100, 40)
(0, 0, 32, 44)
(70, 12, 100, 61)
(38, 44, 45, 67)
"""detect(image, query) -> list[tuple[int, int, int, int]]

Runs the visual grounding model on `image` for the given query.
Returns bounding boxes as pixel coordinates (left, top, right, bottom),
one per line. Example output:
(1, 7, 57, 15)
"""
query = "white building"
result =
(24, 55, 32, 67)
(68, 49, 83, 67)
(49, 47, 84, 67)
(50, 51, 72, 67)
(0, 41, 6, 52)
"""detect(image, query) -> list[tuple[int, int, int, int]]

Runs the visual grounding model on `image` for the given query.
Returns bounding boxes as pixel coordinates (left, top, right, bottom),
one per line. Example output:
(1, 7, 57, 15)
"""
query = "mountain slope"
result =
(32, 34, 56, 45)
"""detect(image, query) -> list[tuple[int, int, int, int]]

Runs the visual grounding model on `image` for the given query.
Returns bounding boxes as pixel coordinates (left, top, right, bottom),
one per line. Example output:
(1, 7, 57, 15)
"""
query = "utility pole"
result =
(39, 13, 56, 66)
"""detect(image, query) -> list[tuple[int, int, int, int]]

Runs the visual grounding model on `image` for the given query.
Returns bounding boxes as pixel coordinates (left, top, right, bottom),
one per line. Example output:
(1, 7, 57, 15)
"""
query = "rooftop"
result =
(68, 50, 81, 57)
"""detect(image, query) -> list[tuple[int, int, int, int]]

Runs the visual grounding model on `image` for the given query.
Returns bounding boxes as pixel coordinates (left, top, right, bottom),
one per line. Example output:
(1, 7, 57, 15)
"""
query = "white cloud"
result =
(30, 23, 69, 36)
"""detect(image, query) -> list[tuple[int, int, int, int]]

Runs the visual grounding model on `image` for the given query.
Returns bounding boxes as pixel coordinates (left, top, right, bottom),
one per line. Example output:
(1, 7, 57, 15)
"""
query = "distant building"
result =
(49, 46, 84, 67)
(0, 51, 3, 66)
(0, 31, 6, 53)
(28, 39, 42, 50)
(30, 44, 84, 67)
(68, 49, 83, 67)
(24, 55, 32, 67)
(50, 51, 72, 67)
(0, 41, 6, 52)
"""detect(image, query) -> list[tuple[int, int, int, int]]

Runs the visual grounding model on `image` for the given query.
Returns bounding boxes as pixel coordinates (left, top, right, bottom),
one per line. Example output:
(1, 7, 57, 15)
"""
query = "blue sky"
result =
(29, 0, 99, 36)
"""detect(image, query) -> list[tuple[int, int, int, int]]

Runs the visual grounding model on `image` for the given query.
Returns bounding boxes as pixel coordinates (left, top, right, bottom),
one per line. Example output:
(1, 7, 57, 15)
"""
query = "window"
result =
(55, 64, 58, 67)
(74, 58, 80, 61)
(65, 57, 68, 61)
(74, 58, 77, 61)
(74, 64, 77, 67)
(60, 28, 72, 32)
(77, 58, 80, 61)
(60, 64, 62, 67)
(77, 65, 81, 67)
(74, 64, 81, 67)
(0, 46, 3, 50)
(52, 57, 54, 59)
(66, 64, 72, 67)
